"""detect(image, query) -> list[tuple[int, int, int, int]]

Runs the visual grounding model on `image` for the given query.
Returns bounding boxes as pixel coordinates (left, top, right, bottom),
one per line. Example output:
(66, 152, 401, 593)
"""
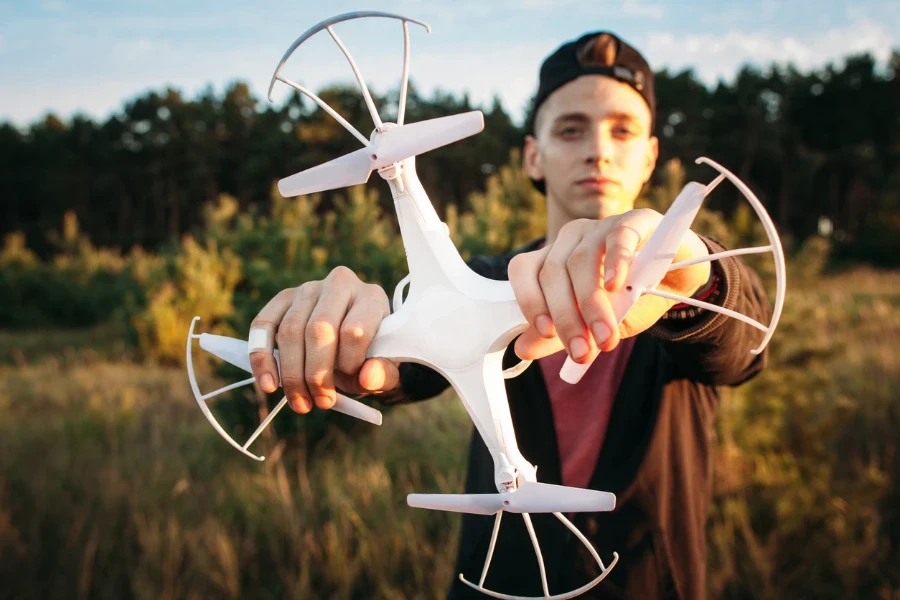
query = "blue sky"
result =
(1, 0, 897, 127)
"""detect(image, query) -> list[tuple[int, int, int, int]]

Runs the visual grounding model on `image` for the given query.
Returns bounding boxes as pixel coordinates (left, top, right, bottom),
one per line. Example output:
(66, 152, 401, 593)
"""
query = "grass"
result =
(0, 266, 898, 599)
(0, 348, 471, 599)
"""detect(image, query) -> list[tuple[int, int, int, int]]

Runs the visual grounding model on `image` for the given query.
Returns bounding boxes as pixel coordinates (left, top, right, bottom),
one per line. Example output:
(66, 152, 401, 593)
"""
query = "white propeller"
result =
(198, 332, 383, 426)
(278, 148, 373, 197)
(408, 481, 616, 515)
(374, 112, 484, 164)
(277, 111, 484, 198)
(185, 318, 383, 462)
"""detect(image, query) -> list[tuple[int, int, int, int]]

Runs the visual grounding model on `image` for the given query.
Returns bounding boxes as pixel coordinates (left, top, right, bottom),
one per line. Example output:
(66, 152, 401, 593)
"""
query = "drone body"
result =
(186, 11, 786, 600)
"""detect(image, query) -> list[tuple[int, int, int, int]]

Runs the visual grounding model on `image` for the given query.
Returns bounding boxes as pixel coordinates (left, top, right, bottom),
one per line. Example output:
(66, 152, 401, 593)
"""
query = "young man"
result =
(247, 31, 771, 599)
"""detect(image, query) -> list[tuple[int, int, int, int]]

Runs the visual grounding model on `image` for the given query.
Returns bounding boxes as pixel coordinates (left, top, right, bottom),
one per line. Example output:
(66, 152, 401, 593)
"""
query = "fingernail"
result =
(316, 395, 335, 409)
(260, 373, 276, 393)
(536, 314, 554, 338)
(569, 336, 589, 360)
(290, 393, 311, 413)
(592, 322, 611, 345)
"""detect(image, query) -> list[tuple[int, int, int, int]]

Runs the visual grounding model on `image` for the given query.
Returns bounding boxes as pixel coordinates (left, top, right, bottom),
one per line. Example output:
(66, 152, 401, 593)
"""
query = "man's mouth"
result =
(575, 176, 618, 191)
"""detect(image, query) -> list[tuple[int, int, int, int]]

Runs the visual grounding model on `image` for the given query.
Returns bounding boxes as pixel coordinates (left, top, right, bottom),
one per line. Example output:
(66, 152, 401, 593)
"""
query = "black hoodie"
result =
(380, 236, 772, 600)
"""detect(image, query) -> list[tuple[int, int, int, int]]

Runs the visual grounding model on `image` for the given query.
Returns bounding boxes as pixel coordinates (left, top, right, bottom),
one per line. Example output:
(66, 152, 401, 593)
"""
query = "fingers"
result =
(251, 265, 393, 417)
(601, 209, 660, 293)
(660, 230, 711, 295)
(569, 228, 621, 352)
(541, 231, 598, 363)
(602, 222, 643, 293)
(278, 282, 322, 414)
(508, 246, 556, 339)
(331, 283, 394, 396)
(334, 357, 400, 395)
(248, 288, 295, 394)
(514, 328, 564, 361)
(304, 267, 357, 410)
(510, 214, 664, 363)
(359, 358, 400, 392)
(334, 284, 389, 377)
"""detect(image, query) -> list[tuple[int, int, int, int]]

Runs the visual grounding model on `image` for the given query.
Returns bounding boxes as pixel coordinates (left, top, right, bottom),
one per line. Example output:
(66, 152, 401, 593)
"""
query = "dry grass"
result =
(0, 267, 898, 599)
(0, 349, 471, 599)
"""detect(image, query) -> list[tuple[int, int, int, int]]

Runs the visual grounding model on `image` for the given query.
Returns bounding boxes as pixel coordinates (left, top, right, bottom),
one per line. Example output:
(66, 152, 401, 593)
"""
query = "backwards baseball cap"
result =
(527, 31, 656, 193)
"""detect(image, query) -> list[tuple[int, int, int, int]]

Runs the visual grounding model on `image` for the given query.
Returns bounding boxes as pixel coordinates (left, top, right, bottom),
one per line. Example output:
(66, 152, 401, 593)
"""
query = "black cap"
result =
(527, 31, 656, 194)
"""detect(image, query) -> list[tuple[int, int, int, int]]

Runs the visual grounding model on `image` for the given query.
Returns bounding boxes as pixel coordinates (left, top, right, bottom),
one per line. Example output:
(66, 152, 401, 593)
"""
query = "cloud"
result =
(5, 2, 897, 128)
(645, 17, 897, 84)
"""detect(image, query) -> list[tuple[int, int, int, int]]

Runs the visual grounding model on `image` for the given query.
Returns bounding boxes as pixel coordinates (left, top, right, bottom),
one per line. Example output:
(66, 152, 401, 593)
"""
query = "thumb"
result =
(514, 327, 565, 360)
(358, 358, 400, 392)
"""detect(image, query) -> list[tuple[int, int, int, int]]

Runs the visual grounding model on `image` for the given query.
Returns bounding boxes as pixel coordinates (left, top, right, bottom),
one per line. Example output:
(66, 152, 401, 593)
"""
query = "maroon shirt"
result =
(538, 338, 636, 489)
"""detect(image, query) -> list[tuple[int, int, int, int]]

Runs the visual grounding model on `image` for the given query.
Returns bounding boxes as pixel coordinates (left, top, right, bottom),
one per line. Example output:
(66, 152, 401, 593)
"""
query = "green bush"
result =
(0, 219, 144, 329)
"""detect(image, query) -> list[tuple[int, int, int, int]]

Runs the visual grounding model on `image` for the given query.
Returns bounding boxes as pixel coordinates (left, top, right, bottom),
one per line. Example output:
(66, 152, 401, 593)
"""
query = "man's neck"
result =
(544, 194, 635, 245)
(545, 195, 572, 245)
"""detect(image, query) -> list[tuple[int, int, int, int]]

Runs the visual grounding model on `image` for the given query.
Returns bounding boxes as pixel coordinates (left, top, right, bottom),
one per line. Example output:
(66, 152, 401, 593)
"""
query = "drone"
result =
(186, 11, 786, 600)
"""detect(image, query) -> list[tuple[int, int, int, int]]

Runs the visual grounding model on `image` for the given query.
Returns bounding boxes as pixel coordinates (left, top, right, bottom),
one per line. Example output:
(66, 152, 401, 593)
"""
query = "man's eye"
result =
(558, 126, 582, 138)
(614, 126, 637, 138)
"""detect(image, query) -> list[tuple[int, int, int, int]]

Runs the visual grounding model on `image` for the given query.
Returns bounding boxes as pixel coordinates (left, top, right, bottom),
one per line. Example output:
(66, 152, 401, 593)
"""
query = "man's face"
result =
(525, 75, 658, 222)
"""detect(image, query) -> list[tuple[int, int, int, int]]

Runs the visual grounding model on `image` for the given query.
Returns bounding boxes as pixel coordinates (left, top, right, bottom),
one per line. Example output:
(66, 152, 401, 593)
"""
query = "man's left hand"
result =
(508, 208, 711, 365)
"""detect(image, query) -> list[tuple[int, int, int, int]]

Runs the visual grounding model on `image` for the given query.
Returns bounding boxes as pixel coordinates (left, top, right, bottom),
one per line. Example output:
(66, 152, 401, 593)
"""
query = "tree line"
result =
(1, 50, 898, 263)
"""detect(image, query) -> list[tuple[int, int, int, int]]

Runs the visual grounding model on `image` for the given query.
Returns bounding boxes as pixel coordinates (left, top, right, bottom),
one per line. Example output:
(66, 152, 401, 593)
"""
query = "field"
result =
(1, 266, 898, 600)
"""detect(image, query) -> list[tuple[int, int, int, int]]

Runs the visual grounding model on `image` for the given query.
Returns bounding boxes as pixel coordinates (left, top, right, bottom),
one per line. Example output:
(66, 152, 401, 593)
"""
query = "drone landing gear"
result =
(459, 510, 619, 600)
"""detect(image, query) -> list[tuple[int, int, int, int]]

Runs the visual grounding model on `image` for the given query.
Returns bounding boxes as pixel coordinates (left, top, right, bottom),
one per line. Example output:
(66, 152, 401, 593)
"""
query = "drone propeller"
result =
(267, 11, 485, 199)
(196, 330, 383, 426)
(409, 482, 618, 600)
(408, 481, 615, 515)
(278, 148, 373, 197)
(185, 318, 383, 461)
(278, 111, 485, 197)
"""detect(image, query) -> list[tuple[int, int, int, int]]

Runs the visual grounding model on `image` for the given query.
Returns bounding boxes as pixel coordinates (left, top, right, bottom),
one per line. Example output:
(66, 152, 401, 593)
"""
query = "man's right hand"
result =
(247, 266, 400, 414)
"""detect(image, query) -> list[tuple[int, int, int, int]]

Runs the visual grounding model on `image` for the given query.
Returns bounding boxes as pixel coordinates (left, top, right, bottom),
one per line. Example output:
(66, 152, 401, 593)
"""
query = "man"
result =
(247, 31, 771, 599)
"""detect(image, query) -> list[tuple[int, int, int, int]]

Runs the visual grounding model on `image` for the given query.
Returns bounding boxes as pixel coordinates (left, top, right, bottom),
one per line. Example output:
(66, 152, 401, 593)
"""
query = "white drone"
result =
(186, 11, 786, 600)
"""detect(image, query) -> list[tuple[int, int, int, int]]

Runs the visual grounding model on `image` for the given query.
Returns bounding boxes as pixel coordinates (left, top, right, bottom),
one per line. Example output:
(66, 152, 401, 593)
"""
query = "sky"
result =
(1, 0, 898, 128)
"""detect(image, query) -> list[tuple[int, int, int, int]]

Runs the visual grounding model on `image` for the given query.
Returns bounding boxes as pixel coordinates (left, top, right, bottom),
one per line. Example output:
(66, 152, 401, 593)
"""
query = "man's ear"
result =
(524, 134, 544, 183)
(642, 135, 659, 184)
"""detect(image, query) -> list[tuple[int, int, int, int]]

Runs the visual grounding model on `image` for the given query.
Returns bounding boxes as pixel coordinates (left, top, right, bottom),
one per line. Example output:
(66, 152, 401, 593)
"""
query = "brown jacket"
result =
(385, 236, 772, 599)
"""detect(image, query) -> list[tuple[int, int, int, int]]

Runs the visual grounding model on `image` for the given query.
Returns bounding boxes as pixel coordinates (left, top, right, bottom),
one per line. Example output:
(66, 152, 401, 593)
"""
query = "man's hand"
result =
(508, 209, 711, 365)
(247, 267, 400, 414)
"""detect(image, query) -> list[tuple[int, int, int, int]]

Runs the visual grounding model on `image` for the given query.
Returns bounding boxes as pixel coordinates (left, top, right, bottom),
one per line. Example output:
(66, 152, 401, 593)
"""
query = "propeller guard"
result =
(559, 156, 788, 383)
(186, 317, 279, 461)
(464, 510, 617, 600)
(186, 317, 383, 462)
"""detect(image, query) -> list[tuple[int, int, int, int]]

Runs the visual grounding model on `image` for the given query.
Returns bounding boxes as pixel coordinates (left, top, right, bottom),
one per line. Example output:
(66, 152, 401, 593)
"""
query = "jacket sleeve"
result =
(647, 236, 774, 387)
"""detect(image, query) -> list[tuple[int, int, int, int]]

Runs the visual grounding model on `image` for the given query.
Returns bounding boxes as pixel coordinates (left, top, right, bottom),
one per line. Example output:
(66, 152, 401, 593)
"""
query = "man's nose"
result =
(585, 128, 613, 165)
